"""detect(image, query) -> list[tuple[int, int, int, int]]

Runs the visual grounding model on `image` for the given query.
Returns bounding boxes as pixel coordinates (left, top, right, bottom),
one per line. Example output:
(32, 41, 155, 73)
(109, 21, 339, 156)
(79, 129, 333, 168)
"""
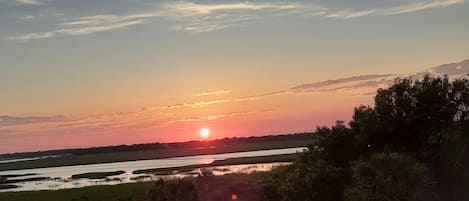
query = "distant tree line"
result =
(0, 133, 314, 159)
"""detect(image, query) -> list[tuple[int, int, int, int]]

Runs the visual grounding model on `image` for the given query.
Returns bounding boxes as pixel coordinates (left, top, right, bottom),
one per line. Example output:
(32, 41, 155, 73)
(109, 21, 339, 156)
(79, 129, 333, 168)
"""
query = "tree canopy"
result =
(263, 75, 469, 201)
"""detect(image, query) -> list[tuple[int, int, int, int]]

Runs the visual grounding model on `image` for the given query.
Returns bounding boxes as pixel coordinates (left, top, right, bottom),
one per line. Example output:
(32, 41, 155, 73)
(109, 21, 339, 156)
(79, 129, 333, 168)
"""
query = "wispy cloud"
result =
(168, 90, 285, 108)
(0, 115, 67, 126)
(176, 110, 272, 122)
(165, 74, 398, 109)
(418, 59, 469, 78)
(167, 97, 253, 109)
(16, 0, 42, 5)
(327, 10, 375, 19)
(165, 63, 469, 110)
(18, 15, 36, 21)
(384, 0, 465, 15)
(7, 19, 145, 41)
(5, 0, 466, 40)
(290, 74, 396, 92)
(0, 0, 44, 5)
(5, 1, 310, 40)
(164, 2, 297, 14)
(162, 1, 303, 32)
(327, 0, 464, 19)
(194, 90, 232, 97)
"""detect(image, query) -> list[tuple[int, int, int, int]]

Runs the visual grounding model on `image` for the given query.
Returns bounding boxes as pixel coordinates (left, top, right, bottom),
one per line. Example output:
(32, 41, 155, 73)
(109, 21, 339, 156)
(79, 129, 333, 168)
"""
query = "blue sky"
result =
(1, 0, 468, 41)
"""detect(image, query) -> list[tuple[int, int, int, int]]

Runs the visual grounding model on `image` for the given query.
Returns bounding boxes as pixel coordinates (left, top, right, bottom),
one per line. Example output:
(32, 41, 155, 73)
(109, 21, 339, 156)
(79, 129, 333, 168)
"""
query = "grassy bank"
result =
(0, 140, 311, 171)
(0, 172, 272, 201)
(0, 181, 155, 201)
(0, 177, 50, 184)
(134, 153, 298, 174)
(71, 170, 126, 179)
(0, 185, 18, 190)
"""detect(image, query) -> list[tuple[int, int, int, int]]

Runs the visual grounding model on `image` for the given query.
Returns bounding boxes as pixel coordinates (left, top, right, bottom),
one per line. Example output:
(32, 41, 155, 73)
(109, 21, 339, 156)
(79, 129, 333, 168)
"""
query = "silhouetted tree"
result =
(263, 75, 469, 201)
(361, 76, 469, 158)
(313, 121, 355, 167)
(344, 152, 437, 201)
(263, 159, 348, 201)
(352, 76, 469, 200)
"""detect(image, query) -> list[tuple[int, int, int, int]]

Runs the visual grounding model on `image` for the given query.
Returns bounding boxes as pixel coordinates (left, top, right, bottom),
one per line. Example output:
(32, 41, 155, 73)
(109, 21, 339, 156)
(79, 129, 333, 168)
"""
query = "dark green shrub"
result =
(147, 179, 199, 201)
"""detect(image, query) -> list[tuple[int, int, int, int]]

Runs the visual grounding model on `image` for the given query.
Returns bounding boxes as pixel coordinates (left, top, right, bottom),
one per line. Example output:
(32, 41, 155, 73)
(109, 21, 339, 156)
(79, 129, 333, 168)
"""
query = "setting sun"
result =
(200, 128, 210, 138)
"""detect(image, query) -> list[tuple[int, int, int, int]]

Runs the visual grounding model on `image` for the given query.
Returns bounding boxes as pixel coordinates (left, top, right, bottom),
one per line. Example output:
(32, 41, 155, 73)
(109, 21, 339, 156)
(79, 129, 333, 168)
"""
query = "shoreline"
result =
(0, 140, 312, 171)
(133, 153, 298, 175)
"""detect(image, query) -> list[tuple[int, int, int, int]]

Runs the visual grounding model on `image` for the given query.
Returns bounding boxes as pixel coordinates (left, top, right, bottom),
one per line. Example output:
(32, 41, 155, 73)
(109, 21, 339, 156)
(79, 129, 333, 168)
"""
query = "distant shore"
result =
(0, 135, 314, 171)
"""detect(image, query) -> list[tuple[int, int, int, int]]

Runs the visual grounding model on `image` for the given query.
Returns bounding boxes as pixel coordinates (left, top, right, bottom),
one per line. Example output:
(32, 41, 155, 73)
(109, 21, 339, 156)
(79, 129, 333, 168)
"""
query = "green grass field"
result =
(0, 182, 155, 201)
(0, 139, 312, 171)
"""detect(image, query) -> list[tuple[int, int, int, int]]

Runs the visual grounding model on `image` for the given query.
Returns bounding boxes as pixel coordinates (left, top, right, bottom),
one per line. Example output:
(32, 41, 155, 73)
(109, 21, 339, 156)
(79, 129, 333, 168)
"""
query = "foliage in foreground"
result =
(148, 179, 198, 201)
(146, 172, 264, 201)
(263, 75, 469, 201)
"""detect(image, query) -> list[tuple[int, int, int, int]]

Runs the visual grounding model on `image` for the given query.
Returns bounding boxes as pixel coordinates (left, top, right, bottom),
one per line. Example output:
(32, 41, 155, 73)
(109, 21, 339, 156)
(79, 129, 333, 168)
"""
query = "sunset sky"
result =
(1, 0, 469, 153)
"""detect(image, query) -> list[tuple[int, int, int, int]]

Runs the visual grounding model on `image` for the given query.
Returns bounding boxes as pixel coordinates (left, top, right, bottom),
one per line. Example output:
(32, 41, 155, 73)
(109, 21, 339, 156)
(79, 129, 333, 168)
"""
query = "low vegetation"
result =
(0, 176, 16, 190)
(0, 173, 37, 178)
(71, 171, 126, 179)
(0, 172, 267, 201)
(0, 176, 50, 184)
(0, 185, 18, 190)
(133, 154, 297, 174)
(0, 181, 154, 201)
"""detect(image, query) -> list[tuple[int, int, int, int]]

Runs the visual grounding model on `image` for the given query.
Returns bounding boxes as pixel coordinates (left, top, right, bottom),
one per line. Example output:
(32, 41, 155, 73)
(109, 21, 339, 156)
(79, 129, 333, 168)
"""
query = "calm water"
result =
(0, 147, 306, 192)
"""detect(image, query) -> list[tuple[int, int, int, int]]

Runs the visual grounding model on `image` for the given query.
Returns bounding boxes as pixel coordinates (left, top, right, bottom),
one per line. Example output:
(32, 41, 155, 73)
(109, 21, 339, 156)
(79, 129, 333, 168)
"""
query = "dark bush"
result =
(147, 179, 199, 201)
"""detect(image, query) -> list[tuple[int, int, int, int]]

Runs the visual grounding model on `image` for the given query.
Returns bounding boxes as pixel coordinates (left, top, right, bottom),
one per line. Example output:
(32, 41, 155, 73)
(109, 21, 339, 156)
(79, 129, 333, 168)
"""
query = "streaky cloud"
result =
(15, 0, 41, 5)
(195, 90, 232, 97)
(164, 2, 297, 14)
(162, 1, 303, 33)
(420, 59, 469, 78)
(166, 75, 396, 109)
(166, 59, 469, 109)
(176, 110, 272, 122)
(383, 0, 465, 15)
(5, 1, 312, 40)
(0, 115, 67, 126)
(167, 90, 285, 109)
(0, 0, 43, 5)
(327, 0, 464, 19)
(5, 0, 464, 40)
(8, 19, 144, 41)
(290, 74, 396, 92)
(327, 10, 375, 19)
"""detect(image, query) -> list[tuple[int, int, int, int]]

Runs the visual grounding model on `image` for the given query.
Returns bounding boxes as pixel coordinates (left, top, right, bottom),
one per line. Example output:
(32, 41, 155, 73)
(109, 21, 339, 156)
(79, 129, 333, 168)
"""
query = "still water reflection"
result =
(0, 147, 305, 192)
